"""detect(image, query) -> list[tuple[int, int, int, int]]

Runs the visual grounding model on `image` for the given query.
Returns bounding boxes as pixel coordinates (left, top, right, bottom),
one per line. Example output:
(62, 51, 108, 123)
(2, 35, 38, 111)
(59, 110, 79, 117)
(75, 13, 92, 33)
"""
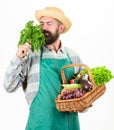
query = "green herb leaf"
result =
(18, 20, 46, 52)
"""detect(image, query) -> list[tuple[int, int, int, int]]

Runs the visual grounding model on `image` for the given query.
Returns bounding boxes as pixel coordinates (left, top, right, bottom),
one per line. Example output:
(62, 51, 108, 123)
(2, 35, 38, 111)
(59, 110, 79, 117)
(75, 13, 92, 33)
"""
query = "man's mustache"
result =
(43, 30, 51, 35)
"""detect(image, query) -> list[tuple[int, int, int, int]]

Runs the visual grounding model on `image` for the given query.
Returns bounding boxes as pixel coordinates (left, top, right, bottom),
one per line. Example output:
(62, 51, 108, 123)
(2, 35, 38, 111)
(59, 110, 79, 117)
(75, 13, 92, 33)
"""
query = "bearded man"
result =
(3, 6, 83, 130)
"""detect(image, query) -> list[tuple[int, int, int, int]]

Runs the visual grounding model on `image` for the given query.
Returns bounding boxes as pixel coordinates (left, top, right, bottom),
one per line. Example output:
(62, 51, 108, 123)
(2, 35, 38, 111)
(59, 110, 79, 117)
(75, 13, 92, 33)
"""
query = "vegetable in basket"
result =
(62, 83, 82, 89)
(81, 66, 114, 86)
(18, 20, 46, 52)
(61, 74, 93, 100)
(79, 74, 92, 92)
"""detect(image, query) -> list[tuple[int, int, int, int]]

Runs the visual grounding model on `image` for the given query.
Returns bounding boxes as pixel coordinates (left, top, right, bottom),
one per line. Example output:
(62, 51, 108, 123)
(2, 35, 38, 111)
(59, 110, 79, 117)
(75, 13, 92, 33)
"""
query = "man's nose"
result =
(41, 23, 48, 30)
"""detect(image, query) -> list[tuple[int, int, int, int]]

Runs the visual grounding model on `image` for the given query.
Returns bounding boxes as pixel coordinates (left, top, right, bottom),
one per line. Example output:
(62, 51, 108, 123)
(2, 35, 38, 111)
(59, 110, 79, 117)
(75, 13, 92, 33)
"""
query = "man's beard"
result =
(43, 30, 59, 45)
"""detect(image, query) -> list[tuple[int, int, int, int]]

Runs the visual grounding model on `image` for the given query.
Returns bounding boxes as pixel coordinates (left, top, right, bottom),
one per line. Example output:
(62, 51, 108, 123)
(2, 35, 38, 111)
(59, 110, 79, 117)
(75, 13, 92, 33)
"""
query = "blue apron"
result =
(25, 49, 80, 130)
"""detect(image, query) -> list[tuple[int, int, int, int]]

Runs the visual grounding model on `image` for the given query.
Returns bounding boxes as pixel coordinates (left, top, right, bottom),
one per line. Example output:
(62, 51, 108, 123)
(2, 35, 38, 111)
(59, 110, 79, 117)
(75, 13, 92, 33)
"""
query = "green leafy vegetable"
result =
(81, 66, 114, 86)
(18, 20, 46, 52)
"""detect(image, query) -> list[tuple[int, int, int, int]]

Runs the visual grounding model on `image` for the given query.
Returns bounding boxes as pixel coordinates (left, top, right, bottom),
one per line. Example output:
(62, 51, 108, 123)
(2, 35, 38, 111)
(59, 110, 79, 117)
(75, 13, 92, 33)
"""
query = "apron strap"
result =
(64, 47, 73, 64)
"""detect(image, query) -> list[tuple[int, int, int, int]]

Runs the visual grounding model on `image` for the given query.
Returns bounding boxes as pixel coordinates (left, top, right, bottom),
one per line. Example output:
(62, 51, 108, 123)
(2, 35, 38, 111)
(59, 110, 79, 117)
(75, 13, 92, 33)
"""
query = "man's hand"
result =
(16, 42, 31, 58)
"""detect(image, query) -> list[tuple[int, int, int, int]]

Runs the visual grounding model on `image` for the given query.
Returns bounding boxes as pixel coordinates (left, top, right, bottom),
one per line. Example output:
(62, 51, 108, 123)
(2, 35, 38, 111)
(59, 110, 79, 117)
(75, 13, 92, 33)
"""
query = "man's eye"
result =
(40, 22, 44, 26)
(47, 22, 52, 25)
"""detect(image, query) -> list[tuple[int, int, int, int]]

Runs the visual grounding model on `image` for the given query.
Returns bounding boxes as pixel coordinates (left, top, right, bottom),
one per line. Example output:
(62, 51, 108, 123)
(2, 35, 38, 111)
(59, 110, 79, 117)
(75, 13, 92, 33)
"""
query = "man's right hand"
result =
(16, 42, 31, 58)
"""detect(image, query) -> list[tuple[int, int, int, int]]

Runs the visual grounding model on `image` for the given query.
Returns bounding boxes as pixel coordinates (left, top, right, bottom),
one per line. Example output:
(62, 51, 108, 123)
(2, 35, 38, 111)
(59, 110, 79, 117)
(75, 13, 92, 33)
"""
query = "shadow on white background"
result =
(0, 0, 114, 130)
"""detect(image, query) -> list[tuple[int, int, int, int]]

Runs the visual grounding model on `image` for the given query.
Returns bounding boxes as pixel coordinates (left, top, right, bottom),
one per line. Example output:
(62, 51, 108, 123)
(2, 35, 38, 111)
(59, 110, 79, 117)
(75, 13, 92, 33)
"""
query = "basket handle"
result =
(61, 63, 95, 86)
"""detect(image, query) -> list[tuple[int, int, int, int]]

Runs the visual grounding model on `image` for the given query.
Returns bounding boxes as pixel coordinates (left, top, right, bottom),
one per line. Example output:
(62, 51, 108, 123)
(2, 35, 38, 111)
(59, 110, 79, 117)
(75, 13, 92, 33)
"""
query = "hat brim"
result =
(35, 9, 71, 33)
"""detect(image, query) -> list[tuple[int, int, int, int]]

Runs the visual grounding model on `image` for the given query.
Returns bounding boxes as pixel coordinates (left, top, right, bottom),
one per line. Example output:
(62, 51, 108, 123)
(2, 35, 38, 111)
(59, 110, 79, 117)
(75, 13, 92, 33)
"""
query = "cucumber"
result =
(62, 84, 82, 89)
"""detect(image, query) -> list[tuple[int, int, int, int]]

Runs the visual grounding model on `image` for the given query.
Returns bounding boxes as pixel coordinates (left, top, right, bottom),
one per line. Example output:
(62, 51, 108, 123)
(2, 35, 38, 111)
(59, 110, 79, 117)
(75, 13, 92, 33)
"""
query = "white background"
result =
(0, 0, 114, 130)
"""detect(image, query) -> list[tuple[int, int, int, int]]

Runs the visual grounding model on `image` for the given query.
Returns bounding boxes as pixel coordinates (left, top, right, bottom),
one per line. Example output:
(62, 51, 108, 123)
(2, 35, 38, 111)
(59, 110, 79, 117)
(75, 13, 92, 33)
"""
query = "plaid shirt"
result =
(3, 45, 82, 105)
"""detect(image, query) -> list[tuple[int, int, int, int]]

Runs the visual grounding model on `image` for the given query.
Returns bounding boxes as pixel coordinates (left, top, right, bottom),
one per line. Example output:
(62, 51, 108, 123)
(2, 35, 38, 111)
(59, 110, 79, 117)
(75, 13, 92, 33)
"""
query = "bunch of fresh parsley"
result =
(18, 20, 46, 52)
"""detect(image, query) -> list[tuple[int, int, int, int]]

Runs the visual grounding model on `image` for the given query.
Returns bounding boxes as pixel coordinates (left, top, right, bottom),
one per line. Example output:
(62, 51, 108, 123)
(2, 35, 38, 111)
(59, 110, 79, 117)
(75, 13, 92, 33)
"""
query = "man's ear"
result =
(59, 24, 65, 34)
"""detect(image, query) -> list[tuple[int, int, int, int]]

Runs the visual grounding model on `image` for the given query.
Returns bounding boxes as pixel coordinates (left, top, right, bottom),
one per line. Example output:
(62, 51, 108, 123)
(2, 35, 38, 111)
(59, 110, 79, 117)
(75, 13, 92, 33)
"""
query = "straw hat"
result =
(35, 7, 72, 33)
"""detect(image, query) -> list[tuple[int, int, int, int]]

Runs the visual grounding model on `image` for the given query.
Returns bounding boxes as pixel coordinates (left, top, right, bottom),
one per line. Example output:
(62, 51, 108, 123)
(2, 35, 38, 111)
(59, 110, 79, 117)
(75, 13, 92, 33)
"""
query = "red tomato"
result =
(69, 79, 75, 84)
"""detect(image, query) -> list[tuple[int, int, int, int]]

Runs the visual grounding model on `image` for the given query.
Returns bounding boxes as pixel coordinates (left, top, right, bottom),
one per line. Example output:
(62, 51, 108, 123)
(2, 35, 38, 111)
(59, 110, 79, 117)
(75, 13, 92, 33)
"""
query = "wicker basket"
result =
(55, 64, 106, 112)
